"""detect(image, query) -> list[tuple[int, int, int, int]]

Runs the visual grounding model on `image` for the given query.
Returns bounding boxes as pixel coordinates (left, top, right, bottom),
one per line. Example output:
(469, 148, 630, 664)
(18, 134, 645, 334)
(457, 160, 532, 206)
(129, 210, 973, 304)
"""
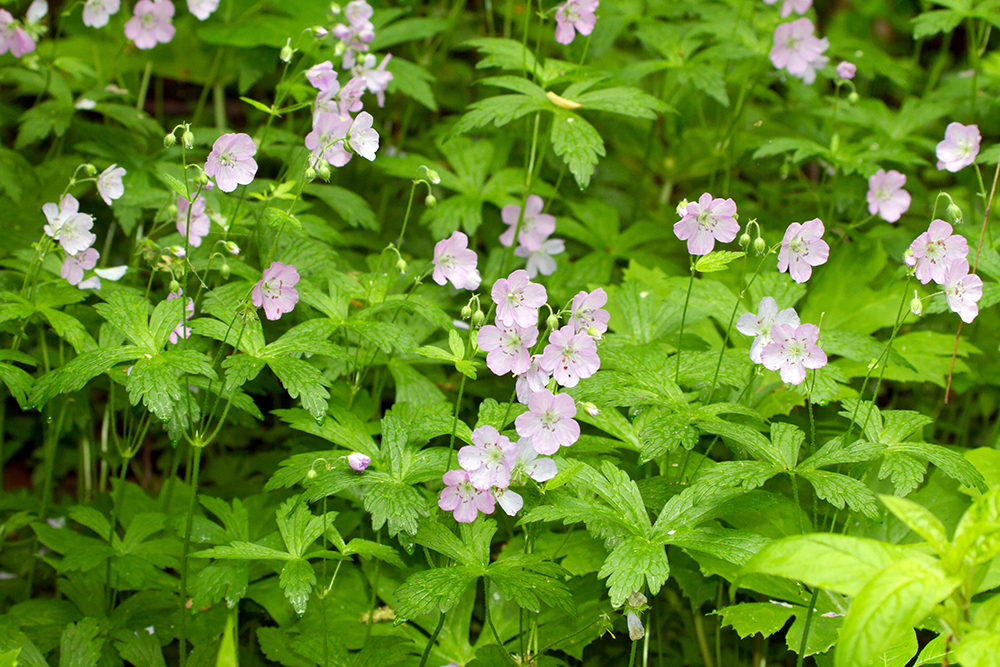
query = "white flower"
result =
(348, 111, 379, 161)
(97, 164, 126, 205)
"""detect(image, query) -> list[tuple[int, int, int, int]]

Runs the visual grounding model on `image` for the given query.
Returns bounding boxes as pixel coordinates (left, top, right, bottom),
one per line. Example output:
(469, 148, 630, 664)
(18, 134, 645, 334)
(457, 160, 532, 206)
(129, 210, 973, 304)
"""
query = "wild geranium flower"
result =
(177, 195, 211, 247)
(166, 289, 194, 344)
(492, 269, 547, 328)
(515, 389, 580, 455)
(205, 133, 258, 193)
(836, 61, 856, 79)
(332, 0, 375, 69)
(124, 0, 176, 50)
(777, 218, 830, 283)
(764, 0, 812, 18)
(458, 426, 517, 490)
(736, 296, 800, 364)
(477, 322, 538, 376)
(936, 122, 981, 172)
(252, 261, 300, 321)
(944, 259, 983, 324)
(540, 324, 600, 388)
(554, 0, 598, 45)
(432, 231, 480, 290)
(307, 61, 340, 98)
(493, 487, 523, 516)
(305, 112, 353, 167)
(82, 0, 120, 28)
(0, 10, 36, 58)
(909, 219, 969, 285)
(511, 438, 558, 483)
(97, 164, 126, 205)
(26, 0, 47, 25)
(569, 288, 610, 334)
(61, 248, 99, 286)
(500, 195, 555, 248)
(348, 111, 379, 161)
(57, 212, 97, 256)
(43, 194, 79, 239)
(357, 53, 394, 107)
(515, 354, 550, 404)
(866, 169, 911, 223)
(338, 76, 366, 115)
(770, 18, 829, 84)
(761, 323, 827, 385)
(673, 192, 739, 256)
(439, 470, 495, 523)
(515, 236, 564, 278)
(347, 453, 371, 472)
(187, 0, 219, 21)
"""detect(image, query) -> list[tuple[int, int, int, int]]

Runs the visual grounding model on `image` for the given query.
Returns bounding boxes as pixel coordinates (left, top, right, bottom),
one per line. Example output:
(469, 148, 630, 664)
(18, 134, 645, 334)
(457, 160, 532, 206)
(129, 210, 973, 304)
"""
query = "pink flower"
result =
(493, 487, 523, 516)
(909, 220, 968, 285)
(515, 389, 580, 455)
(82, 0, 120, 28)
(764, 0, 812, 18)
(769, 18, 829, 84)
(57, 213, 97, 256)
(936, 123, 981, 172)
(205, 132, 258, 193)
(43, 194, 80, 239)
(252, 261, 300, 320)
(166, 289, 194, 344)
(569, 288, 610, 334)
(124, 0, 175, 50)
(777, 218, 829, 283)
(539, 324, 600, 388)
(477, 322, 538, 376)
(736, 296, 800, 364)
(866, 169, 911, 223)
(338, 76, 366, 115)
(344, 0, 373, 26)
(97, 164, 126, 205)
(187, 0, 219, 21)
(499, 195, 555, 248)
(944, 259, 983, 324)
(515, 236, 564, 278)
(511, 438, 557, 483)
(61, 248, 99, 286)
(761, 323, 827, 385)
(0, 11, 36, 58)
(357, 53, 394, 107)
(306, 61, 340, 97)
(305, 111, 353, 167)
(332, 2, 375, 69)
(458, 425, 517, 490)
(836, 61, 856, 79)
(348, 111, 379, 161)
(554, 0, 598, 45)
(177, 195, 211, 247)
(348, 453, 371, 472)
(492, 269, 547, 328)
(438, 470, 495, 523)
(432, 231, 480, 290)
(515, 354, 550, 404)
(673, 192, 739, 256)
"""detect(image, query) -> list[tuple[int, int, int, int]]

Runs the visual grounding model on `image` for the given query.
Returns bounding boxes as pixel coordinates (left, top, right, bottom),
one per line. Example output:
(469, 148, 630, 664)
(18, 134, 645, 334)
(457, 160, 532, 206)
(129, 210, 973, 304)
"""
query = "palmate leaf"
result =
(364, 479, 428, 537)
(453, 94, 548, 134)
(394, 566, 481, 619)
(30, 346, 140, 407)
(550, 109, 605, 189)
(59, 618, 103, 667)
(279, 558, 316, 616)
(190, 541, 293, 561)
(797, 469, 880, 519)
(488, 561, 575, 613)
(266, 356, 330, 421)
(598, 535, 670, 607)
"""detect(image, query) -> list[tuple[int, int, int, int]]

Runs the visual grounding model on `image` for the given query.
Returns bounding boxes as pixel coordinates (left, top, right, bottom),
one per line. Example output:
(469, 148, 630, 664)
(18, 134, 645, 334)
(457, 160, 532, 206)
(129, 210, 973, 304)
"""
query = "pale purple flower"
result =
(43, 194, 79, 239)
(628, 612, 644, 641)
(0, 11, 36, 58)
(438, 470, 495, 523)
(166, 289, 194, 344)
(94, 266, 127, 281)
(344, 0, 373, 26)
(205, 133, 258, 193)
(305, 111, 353, 167)
(332, 2, 375, 69)
(82, 0, 120, 28)
(97, 164, 126, 205)
(187, 0, 219, 21)
(836, 61, 856, 79)
(673, 192, 740, 255)
(432, 231, 480, 290)
(493, 487, 523, 516)
(492, 269, 547, 328)
(554, 0, 598, 45)
(26, 0, 47, 24)
(511, 438, 558, 483)
(777, 218, 829, 283)
(515, 389, 580, 455)
(761, 323, 827, 385)
(477, 322, 538, 376)
(769, 18, 829, 84)
(936, 123, 981, 172)
(78, 276, 102, 290)
(348, 453, 371, 472)
(252, 261, 300, 321)
(736, 297, 800, 364)
(356, 53, 393, 107)
(458, 425, 517, 490)
(124, 0, 176, 50)
(569, 288, 610, 334)
(515, 354, 550, 404)
(61, 248, 99, 286)
(177, 195, 211, 247)
(57, 213, 97, 256)
(764, 0, 812, 18)
(348, 111, 379, 161)
(338, 76, 366, 115)
(866, 169, 911, 223)
(943, 259, 983, 324)
(500, 195, 555, 248)
(515, 236, 564, 278)
(307, 61, 340, 97)
(909, 220, 969, 285)
(539, 324, 600, 388)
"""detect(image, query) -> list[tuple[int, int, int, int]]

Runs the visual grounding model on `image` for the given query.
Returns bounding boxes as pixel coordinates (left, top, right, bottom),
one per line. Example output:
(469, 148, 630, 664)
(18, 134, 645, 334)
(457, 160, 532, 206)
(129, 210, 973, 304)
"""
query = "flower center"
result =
(787, 341, 805, 358)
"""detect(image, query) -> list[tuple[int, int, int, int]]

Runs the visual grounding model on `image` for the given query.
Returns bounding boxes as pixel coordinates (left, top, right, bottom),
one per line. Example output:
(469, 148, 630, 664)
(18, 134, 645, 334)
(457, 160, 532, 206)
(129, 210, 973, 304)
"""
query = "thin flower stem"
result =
(627, 634, 639, 667)
(795, 588, 820, 667)
(178, 445, 203, 667)
(135, 60, 153, 112)
(418, 612, 447, 667)
(675, 264, 696, 383)
(445, 375, 468, 473)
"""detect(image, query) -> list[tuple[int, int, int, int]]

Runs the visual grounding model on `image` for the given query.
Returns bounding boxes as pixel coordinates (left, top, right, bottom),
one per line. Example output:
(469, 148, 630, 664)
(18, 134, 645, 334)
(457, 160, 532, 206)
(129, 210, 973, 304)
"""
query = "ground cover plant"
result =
(1, 0, 1000, 665)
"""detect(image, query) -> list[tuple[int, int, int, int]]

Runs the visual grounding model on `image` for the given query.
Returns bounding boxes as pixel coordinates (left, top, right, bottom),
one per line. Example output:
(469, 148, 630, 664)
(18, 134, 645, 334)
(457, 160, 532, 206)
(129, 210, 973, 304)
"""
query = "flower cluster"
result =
(737, 297, 827, 385)
(908, 220, 981, 323)
(502, 195, 565, 278)
(673, 192, 739, 256)
(769, 17, 828, 84)
(332, 0, 375, 69)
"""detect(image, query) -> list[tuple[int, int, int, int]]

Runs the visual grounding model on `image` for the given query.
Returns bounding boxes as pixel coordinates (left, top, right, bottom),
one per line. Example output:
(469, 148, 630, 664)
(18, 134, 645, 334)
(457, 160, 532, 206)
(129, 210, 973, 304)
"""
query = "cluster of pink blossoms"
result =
(906, 220, 981, 323)
(332, 0, 376, 69)
(769, 17, 828, 84)
(737, 297, 827, 385)
(43, 165, 128, 291)
(502, 195, 565, 278)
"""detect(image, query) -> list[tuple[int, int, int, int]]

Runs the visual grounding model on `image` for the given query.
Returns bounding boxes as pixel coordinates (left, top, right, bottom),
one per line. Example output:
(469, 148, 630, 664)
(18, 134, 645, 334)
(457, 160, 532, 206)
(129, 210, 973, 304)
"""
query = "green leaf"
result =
(30, 346, 139, 407)
(59, 618, 103, 667)
(0, 362, 33, 409)
(364, 479, 428, 537)
(276, 498, 331, 558)
(386, 57, 438, 111)
(488, 560, 575, 613)
(798, 469, 880, 519)
(190, 541, 294, 561)
(341, 539, 405, 569)
(0, 650, 18, 667)
(717, 602, 794, 639)
(262, 207, 301, 232)
(279, 558, 316, 616)
(771, 422, 804, 470)
(158, 171, 191, 199)
(953, 629, 1000, 667)
(94, 292, 156, 351)
(453, 94, 548, 134)
(462, 38, 538, 76)
(598, 535, 670, 607)
(879, 495, 950, 555)
(911, 10, 964, 39)
(113, 630, 166, 667)
(266, 356, 330, 421)
(372, 17, 450, 50)
(240, 96, 274, 114)
(303, 184, 378, 230)
(550, 109, 605, 189)
(413, 517, 478, 566)
(573, 86, 670, 119)
(394, 566, 480, 618)
(695, 251, 746, 273)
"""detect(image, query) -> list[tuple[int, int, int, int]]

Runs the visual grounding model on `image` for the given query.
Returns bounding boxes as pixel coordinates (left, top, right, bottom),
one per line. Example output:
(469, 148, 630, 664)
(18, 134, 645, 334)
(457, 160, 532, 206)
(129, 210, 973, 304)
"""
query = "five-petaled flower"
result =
(176, 195, 211, 247)
(438, 470, 495, 523)
(673, 192, 739, 256)
(492, 269, 547, 328)
(205, 132, 258, 193)
(305, 111, 353, 167)
(96, 164, 126, 205)
(569, 288, 610, 334)
(432, 231, 481, 290)
(187, 0, 219, 21)
(478, 322, 538, 376)
(943, 259, 983, 324)
(515, 235, 564, 278)
(252, 261, 300, 321)
(554, 0, 599, 45)
(515, 354, 550, 404)
(124, 0, 176, 50)
(769, 18, 828, 84)
(458, 426, 517, 490)
(777, 218, 829, 283)
(909, 219, 968, 285)
(866, 169, 911, 223)
(510, 438, 558, 483)
(348, 111, 379, 161)
(761, 323, 827, 385)
(540, 324, 600, 388)
(736, 297, 800, 364)
(82, 0, 120, 28)
(61, 248, 99, 286)
(500, 194, 556, 248)
(515, 389, 580, 455)
(936, 122, 981, 173)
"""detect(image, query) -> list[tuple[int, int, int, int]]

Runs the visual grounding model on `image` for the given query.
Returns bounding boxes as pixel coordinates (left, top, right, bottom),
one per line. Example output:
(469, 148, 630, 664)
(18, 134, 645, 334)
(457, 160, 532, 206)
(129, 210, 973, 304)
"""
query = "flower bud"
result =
(472, 310, 485, 327)
(334, 40, 346, 57)
(738, 232, 751, 248)
(947, 202, 963, 225)
(425, 168, 441, 184)
(224, 241, 240, 255)
(848, 91, 860, 104)
(425, 194, 437, 209)
(675, 199, 689, 217)
(753, 237, 766, 254)
(83, 163, 97, 176)
(196, 172, 209, 186)
(829, 133, 840, 155)
(167, 204, 178, 218)
(311, 26, 328, 37)
(164, 133, 176, 147)
(587, 327, 602, 339)
(169, 279, 180, 293)
(182, 131, 195, 150)
(627, 611, 644, 641)
(396, 258, 407, 274)
(348, 452, 371, 472)
(306, 468, 318, 480)
(305, 166, 317, 181)
(461, 305, 473, 319)
(280, 38, 294, 63)
(903, 248, 916, 268)
(220, 261, 231, 279)
(318, 162, 331, 180)
(329, 2, 341, 13)
(583, 402, 599, 417)
(546, 314, 560, 330)
(169, 246, 186, 258)
(910, 291, 923, 317)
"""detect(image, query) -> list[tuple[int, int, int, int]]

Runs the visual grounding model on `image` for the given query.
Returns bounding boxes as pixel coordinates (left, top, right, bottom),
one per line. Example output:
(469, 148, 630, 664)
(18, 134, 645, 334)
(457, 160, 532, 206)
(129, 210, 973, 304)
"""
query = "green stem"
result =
(444, 375, 468, 473)
(628, 634, 639, 667)
(795, 588, 820, 667)
(178, 446, 203, 667)
(135, 60, 153, 112)
(675, 266, 696, 383)
(418, 612, 447, 667)
(485, 580, 518, 665)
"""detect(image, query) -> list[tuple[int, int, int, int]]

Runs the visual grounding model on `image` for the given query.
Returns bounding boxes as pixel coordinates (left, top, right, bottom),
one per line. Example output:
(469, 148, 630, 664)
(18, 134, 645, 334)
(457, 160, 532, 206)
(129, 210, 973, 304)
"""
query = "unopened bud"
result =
(546, 314, 560, 330)
(220, 262, 231, 279)
(306, 468, 318, 480)
(311, 26, 328, 37)
(425, 194, 437, 208)
(910, 291, 923, 317)
(947, 202, 963, 225)
(196, 172, 209, 186)
(318, 162, 331, 180)
(425, 168, 441, 184)
(675, 199, 689, 217)
(305, 166, 317, 181)
(461, 305, 473, 319)
(903, 248, 916, 268)
(280, 39, 294, 63)
(627, 612, 644, 641)
(83, 163, 97, 176)
(334, 40, 346, 57)
(224, 241, 240, 255)
(587, 327, 602, 339)
(329, 2, 341, 13)
(830, 133, 840, 155)
(396, 258, 407, 274)
(471, 310, 485, 327)
(583, 402, 599, 417)
(169, 246, 186, 258)
(753, 237, 766, 254)
(738, 232, 751, 248)
(848, 91, 860, 104)
(167, 204, 178, 218)
(182, 131, 195, 150)
(168, 279, 181, 293)
(163, 133, 176, 147)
